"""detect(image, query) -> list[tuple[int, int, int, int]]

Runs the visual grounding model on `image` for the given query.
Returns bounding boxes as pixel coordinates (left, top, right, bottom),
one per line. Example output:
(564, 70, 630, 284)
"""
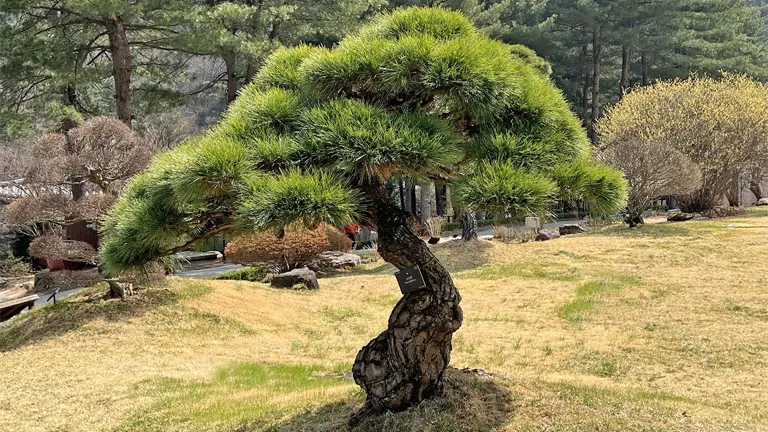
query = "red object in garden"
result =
(45, 259, 84, 271)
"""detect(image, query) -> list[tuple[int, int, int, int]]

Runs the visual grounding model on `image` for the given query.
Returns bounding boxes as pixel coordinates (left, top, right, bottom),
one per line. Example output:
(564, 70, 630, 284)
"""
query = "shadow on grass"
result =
(268, 368, 514, 432)
(0, 280, 211, 352)
(431, 239, 495, 273)
(592, 222, 694, 239)
(118, 365, 514, 432)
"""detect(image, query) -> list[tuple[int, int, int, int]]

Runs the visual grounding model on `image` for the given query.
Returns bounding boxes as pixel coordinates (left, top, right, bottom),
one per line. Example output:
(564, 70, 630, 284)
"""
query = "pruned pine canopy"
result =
(100, 7, 627, 274)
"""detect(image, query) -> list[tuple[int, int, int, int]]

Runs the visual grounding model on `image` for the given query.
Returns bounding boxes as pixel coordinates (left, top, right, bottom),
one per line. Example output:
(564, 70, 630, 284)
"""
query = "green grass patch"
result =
(559, 277, 642, 323)
(118, 363, 351, 432)
(472, 262, 579, 282)
(212, 265, 268, 282)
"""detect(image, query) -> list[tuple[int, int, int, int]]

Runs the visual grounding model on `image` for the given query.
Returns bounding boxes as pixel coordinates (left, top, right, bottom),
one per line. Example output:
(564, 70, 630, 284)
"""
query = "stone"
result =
(667, 212, 695, 222)
(558, 224, 585, 236)
(535, 231, 560, 242)
(271, 267, 319, 290)
(309, 251, 361, 272)
(33, 269, 51, 292)
(756, 198, 768, 206)
(0, 278, 7, 289)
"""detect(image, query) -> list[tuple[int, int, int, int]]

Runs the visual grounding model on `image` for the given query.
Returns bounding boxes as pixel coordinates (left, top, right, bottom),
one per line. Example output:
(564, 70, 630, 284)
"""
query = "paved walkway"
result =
(176, 263, 244, 279)
(439, 219, 586, 242)
(33, 288, 84, 308)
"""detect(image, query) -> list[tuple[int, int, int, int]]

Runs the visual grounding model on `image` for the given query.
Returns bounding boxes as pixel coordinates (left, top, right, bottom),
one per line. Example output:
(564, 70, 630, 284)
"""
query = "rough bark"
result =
(459, 209, 478, 241)
(352, 181, 463, 421)
(106, 16, 133, 128)
(641, 52, 649, 86)
(224, 50, 238, 104)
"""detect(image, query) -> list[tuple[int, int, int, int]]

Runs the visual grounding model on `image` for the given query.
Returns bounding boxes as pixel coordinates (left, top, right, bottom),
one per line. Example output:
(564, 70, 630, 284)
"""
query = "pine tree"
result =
(178, 0, 383, 105)
(100, 8, 626, 419)
(0, 0, 194, 132)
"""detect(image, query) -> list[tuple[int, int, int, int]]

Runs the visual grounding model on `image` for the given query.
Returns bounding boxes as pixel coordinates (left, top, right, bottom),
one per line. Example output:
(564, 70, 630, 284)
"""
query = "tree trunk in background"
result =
(589, 28, 602, 143)
(106, 16, 133, 128)
(620, 45, 632, 97)
(434, 180, 446, 216)
(420, 180, 432, 221)
(581, 44, 591, 124)
(749, 168, 764, 199)
(224, 51, 238, 104)
(459, 209, 477, 241)
(641, 52, 649, 86)
(403, 180, 415, 215)
(399, 180, 406, 210)
(726, 172, 742, 207)
(352, 180, 463, 422)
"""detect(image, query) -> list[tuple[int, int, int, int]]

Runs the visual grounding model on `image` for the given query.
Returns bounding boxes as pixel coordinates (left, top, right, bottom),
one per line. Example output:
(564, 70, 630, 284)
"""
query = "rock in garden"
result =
(558, 224, 585, 236)
(309, 251, 361, 272)
(33, 269, 51, 292)
(667, 212, 696, 222)
(535, 231, 560, 242)
(271, 267, 320, 290)
(756, 198, 768, 206)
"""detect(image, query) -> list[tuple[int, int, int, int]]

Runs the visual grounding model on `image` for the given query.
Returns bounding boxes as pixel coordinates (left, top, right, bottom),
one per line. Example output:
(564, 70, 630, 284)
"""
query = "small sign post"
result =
(525, 217, 542, 232)
(395, 266, 427, 295)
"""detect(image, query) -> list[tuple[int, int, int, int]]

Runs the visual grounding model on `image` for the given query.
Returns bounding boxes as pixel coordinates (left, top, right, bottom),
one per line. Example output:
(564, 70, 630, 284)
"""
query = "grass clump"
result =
(559, 279, 641, 323)
(212, 265, 268, 282)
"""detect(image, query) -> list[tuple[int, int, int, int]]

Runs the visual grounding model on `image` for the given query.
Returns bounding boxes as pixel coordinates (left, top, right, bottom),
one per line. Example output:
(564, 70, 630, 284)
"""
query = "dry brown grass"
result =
(2, 209, 768, 431)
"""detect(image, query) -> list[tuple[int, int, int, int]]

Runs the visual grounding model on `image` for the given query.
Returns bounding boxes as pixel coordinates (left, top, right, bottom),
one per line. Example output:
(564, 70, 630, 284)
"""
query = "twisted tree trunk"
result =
(352, 181, 463, 422)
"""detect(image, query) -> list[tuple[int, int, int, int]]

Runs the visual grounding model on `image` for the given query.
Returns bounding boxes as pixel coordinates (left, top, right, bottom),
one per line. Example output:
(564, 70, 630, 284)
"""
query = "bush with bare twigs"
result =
(28, 235, 98, 264)
(224, 224, 349, 272)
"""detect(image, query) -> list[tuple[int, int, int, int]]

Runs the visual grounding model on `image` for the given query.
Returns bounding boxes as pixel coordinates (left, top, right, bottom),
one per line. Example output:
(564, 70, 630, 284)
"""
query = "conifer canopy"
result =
(100, 7, 626, 274)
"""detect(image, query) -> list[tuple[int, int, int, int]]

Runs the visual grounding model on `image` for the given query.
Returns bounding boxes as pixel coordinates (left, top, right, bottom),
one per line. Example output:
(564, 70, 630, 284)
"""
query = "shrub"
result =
(0, 255, 31, 277)
(599, 75, 768, 212)
(213, 265, 268, 282)
(323, 224, 353, 252)
(28, 235, 98, 264)
(425, 217, 444, 239)
(598, 139, 701, 227)
(224, 224, 345, 272)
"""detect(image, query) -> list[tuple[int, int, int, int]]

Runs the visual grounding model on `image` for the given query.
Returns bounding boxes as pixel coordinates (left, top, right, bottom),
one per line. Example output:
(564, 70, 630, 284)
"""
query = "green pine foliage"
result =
(100, 7, 626, 275)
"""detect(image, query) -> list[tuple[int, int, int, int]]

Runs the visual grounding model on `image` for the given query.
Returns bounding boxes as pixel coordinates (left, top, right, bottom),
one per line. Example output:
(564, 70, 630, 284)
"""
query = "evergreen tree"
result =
(179, 0, 383, 105)
(0, 0, 194, 132)
(100, 8, 626, 418)
(479, 0, 768, 134)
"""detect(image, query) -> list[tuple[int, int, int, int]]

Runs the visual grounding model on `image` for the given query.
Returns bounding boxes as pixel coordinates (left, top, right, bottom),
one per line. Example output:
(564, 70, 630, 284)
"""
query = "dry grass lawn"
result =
(2, 209, 768, 431)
